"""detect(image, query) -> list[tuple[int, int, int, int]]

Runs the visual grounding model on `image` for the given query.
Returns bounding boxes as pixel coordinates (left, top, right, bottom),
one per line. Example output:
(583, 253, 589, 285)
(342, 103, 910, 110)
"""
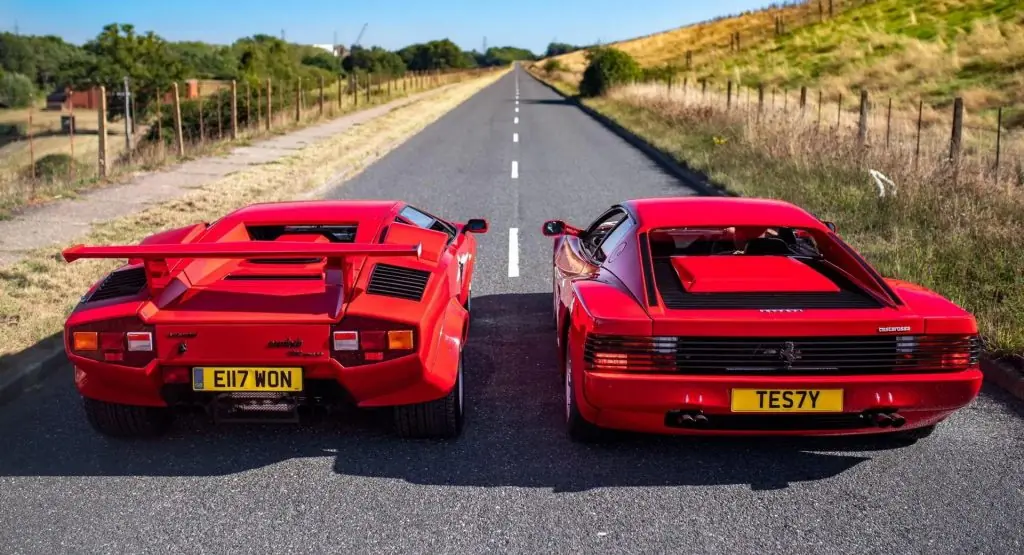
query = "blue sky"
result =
(5, 0, 774, 54)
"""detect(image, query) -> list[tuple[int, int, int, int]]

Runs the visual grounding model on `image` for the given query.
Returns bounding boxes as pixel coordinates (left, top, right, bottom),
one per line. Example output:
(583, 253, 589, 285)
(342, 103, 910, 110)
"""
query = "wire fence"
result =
(1, 67, 497, 212)
(619, 77, 1024, 187)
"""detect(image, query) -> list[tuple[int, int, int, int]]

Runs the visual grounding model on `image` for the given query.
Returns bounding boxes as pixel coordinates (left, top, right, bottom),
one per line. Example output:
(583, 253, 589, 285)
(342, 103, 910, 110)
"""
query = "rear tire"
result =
(82, 397, 172, 438)
(394, 356, 465, 439)
(565, 354, 603, 443)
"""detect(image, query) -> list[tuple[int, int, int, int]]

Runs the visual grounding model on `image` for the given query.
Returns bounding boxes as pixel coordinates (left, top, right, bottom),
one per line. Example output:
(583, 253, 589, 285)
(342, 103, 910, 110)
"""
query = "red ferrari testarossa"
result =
(62, 200, 487, 439)
(542, 197, 982, 442)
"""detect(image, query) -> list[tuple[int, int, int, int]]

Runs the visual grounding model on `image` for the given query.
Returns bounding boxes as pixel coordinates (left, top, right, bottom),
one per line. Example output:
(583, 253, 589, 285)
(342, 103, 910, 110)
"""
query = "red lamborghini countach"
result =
(62, 200, 487, 439)
(543, 197, 982, 442)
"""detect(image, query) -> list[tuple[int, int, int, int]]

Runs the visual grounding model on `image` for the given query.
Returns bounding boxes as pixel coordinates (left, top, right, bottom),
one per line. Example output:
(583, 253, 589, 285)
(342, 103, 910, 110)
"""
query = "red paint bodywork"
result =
(548, 197, 983, 436)
(63, 200, 485, 412)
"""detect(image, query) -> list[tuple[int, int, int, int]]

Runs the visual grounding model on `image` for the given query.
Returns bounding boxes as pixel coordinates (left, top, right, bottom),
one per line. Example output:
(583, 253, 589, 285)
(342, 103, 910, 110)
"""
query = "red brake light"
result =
(67, 317, 155, 368)
(330, 317, 417, 367)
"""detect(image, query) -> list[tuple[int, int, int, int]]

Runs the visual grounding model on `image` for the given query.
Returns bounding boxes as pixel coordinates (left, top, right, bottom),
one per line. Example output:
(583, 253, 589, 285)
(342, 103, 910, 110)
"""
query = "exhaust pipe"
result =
(890, 414, 906, 428)
(679, 414, 696, 426)
(872, 412, 893, 428)
(694, 414, 709, 427)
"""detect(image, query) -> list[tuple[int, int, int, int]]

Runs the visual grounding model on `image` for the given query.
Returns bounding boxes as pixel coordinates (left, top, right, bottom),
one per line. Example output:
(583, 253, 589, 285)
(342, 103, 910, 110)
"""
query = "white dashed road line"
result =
(515, 107, 519, 113)
(511, 161, 519, 179)
(514, 117, 519, 124)
(513, 132, 519, 143)
(508, 228, 520, 278)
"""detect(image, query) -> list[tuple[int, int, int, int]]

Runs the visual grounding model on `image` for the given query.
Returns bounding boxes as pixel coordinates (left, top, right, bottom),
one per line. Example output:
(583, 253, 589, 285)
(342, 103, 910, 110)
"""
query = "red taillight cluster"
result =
(331, 320, 416, 366)
(67, 317, 156, 367)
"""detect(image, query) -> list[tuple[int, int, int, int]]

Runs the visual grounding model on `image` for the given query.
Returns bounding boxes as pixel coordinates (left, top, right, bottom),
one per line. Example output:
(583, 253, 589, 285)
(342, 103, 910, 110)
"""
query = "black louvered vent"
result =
(87, 266, 148, 302)
(366, 264, 430, 301)
(653, 259, 881, 309)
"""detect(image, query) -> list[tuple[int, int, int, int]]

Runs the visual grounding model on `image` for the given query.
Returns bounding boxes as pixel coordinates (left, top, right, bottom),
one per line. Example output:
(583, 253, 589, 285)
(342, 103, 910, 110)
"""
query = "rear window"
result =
(649, 226, 822, 258)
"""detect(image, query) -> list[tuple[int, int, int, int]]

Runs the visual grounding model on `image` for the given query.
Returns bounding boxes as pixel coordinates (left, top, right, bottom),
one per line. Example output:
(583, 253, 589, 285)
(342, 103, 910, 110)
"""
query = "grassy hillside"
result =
(549, 0, 1024, 118)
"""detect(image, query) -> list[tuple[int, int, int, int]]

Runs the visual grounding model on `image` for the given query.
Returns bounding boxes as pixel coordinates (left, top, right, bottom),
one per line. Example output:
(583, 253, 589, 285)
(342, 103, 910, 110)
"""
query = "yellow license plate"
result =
(730, 389, 843, 413)
(192, 367, 303, 392)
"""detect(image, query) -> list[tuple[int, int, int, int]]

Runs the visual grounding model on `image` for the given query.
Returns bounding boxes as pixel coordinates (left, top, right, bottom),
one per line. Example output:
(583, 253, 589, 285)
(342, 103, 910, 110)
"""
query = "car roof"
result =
(623, 197, 829, 231)
(220, 200, 403, 226)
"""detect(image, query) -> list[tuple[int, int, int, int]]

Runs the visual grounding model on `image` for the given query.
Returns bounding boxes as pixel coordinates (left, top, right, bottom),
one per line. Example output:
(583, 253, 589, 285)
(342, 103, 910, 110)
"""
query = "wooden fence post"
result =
(727, 80, 733, 111)
(800, 86, 807, 114)
(817, 90, 823, 129)
(171, 83, 183, 158)
(216, 87, 223, 139)
(256, 84, 262, 129)
(98, 85, 109, 177)
(735, 32, 740, 51)
(352, 74, 358, 106)
(319, 76, 325, 116)
(829, 0, 834, 18)
(337, 76, 343, 109)
(885, 98, 892, 149)
(819, 0, 824, 22)
(995, 107, 1003, 181)
(758, 84, 765, 116)
(295, 79, 302, 123)
(230, 80, 238, 140)
(198, 83, 205, 143)
(915, 99, 923, 170)
(266, 78, 273, 130)
(858, 90, 869, 145)
(69, 89, 77, 181)
(836, 93, 843, 130)
(686, 51, 692, 69)
(28, 108, 35, 182)
(950, 97, 963, 162)
(366, 73, 371, 103)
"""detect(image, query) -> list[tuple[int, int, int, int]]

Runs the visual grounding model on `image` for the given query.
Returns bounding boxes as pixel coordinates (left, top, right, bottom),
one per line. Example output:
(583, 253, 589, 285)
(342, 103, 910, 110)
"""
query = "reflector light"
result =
(387, 330, 414, 350)
(104, 352, 124, 362)
(72, 332, 98, 351)
(333, 331, 359, 351)
(364, 352, 384, 361)
(126, 332, 153, 352)
(99, 332, 123, 351)
(360, 331, 387, 351)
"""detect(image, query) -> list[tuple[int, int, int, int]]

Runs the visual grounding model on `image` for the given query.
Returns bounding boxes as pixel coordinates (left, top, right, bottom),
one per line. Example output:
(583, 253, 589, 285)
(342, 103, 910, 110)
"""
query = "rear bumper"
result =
(577, 368, 984, 436)
(68, 352, 457, 409)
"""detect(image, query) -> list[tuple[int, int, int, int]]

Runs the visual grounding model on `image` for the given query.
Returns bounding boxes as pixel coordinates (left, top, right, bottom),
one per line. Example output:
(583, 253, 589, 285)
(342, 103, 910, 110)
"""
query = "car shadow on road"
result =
(0, 293, 945, 491)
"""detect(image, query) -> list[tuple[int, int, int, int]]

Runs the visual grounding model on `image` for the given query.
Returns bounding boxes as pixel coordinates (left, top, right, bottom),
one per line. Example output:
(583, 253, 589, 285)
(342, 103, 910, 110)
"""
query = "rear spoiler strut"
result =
(63, 241, 422, 310)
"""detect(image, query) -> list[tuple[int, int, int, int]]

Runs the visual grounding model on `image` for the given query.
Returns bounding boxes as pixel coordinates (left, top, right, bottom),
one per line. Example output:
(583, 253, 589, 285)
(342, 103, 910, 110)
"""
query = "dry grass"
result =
(582, 80, 1024, 353)
(0, 69, 507, 362)
(0, 71, 485, 217)
(545, 0, 1024, 125)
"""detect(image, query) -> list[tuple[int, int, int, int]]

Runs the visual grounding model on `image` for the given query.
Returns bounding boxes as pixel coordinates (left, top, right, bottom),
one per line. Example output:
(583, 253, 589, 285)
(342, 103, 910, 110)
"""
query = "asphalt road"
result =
(2, 66, 1022, 554)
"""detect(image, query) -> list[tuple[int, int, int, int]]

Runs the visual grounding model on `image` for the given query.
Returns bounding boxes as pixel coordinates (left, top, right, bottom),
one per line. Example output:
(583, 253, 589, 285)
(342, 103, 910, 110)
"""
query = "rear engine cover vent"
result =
(87, 266, 147, 302)
(366, 264, 430, 301)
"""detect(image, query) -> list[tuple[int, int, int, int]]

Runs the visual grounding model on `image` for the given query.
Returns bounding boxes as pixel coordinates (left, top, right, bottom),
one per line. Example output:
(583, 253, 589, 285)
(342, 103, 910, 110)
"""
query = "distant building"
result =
(311, 43, 346, 57)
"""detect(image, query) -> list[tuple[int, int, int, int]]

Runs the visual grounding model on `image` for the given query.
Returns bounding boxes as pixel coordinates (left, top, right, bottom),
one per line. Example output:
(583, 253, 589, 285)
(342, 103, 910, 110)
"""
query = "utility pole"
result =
(482, 36, 487, 53)
(281, 29, 286, 41)
(123, 76, 133, 156)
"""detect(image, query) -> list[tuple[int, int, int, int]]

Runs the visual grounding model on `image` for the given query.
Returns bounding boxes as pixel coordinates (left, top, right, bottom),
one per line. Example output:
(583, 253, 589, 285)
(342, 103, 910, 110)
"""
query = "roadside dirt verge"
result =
(0, 70, 507, 394)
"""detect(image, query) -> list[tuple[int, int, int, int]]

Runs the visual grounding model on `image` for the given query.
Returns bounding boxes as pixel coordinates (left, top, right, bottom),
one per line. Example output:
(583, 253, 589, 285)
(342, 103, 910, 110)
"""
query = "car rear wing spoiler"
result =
(62, 241, 422, 309)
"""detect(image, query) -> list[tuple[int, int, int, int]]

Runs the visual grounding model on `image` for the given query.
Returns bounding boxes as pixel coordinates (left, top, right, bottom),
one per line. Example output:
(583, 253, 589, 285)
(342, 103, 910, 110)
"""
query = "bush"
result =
(30, 153, 78, 181)
(0, 72, 36, 108)
(579, 47, 641, 98)
(542, 59, 565, 74)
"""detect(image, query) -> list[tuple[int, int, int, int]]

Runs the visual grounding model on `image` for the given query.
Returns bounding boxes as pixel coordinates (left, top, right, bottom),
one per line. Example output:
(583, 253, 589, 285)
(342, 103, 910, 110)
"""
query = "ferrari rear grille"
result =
(584, 334, 981, 375)
(366, 263, 430, 301)
(86, 266, 147, 302)
(652, 259, 881, 309)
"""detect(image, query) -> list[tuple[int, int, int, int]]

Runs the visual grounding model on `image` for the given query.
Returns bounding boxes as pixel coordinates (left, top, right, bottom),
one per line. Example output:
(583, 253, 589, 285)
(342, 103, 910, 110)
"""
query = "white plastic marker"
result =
(511, 161, 519, 179)
(513, 132, 519, 143)
(514, 117, 519, 124)
(515, 107, 519, 113)
(508, 228, 520, 277)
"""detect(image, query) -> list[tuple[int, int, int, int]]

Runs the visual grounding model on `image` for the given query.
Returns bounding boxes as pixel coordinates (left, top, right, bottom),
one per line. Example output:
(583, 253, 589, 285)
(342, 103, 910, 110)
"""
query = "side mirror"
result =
(463, 218, 489, 234)
(542, 220, 565, 236)
(824, 221, 837, 233)
(542, 220, 581, 237)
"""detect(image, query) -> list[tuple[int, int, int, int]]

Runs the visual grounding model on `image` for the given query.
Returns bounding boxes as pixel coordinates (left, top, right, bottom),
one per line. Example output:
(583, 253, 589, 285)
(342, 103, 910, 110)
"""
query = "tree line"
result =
(0, 24, 540, 109)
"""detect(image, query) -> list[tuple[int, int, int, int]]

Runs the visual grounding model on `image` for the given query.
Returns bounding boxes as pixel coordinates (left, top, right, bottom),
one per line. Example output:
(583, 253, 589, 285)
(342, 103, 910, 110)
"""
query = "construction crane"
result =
(352, 23, 368, 50)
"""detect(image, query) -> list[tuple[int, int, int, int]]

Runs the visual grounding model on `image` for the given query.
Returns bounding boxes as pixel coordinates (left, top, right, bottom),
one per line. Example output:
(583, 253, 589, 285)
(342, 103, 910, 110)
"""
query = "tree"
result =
(302, 51, 341, 73)
(0, 72, 35, 108)
(398, 39, 471, 71)
(545, 42, 579, 57)
(475, 46, 536, 67)
(579, 47, 641, 97)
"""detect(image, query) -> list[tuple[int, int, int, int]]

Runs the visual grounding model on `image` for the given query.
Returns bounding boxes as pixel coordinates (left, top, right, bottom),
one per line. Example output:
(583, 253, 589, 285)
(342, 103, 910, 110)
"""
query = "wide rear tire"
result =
(83, 397, 172, 438)
(394, 356, 465, 439)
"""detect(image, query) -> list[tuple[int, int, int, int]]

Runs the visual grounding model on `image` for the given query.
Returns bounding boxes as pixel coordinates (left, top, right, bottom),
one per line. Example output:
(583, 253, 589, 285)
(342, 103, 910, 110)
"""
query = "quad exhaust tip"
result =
(865, 409, 906, 428)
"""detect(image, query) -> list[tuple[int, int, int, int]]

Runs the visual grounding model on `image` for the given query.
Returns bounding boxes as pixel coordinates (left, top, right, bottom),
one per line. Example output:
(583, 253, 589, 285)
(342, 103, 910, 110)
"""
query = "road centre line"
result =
(508, 228, 520, 278)
(514, 117, 519, 124)
(513, 132, 519, 143)
(511, 161, 519, 179)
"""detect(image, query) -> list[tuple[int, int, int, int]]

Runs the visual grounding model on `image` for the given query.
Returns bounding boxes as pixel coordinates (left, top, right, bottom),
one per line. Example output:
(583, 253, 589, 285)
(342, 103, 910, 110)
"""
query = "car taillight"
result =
(331, 318, 417, 366)
(67, 317, 155, 368)
(584, 335, 678, 373)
